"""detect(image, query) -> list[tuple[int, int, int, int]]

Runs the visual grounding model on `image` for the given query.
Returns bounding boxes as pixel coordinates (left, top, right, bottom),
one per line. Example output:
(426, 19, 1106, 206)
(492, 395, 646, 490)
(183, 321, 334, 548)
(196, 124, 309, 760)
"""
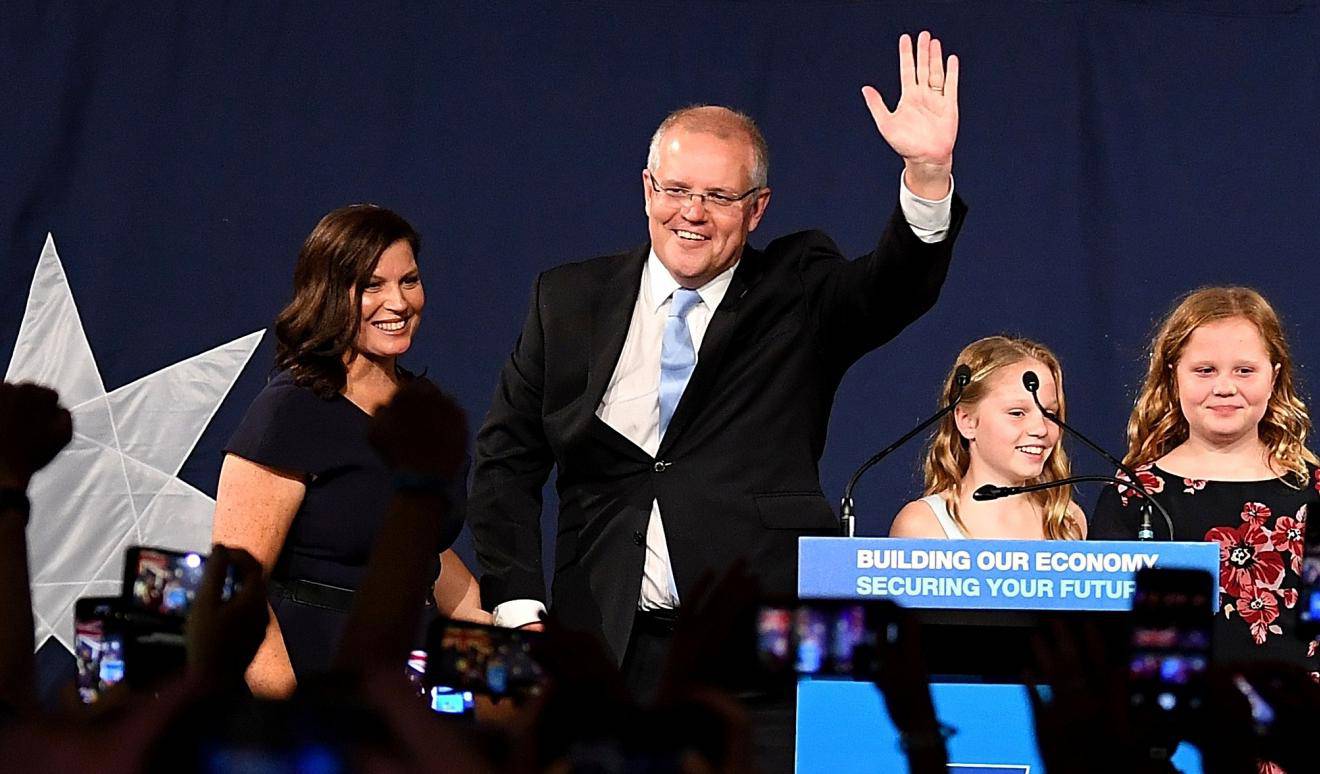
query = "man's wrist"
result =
(902, 161, 953, 200)
(492, 599, 546, 628)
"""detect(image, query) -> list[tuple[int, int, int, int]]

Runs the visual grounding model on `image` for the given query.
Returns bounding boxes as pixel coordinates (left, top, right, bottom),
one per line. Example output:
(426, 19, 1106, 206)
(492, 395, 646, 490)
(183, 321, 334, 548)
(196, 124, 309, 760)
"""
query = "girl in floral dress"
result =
(1090, 287, 1318, 675)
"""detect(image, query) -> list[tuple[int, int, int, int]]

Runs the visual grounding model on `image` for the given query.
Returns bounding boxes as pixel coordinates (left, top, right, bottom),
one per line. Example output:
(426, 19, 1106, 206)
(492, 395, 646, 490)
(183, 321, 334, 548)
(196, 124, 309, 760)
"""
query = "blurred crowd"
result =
(0, 380, 1317, 774)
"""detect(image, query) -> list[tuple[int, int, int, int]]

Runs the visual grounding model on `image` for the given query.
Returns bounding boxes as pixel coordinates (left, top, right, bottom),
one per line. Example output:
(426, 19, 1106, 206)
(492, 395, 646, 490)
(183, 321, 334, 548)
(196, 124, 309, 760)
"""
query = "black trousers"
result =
(621, 612, 796, 773)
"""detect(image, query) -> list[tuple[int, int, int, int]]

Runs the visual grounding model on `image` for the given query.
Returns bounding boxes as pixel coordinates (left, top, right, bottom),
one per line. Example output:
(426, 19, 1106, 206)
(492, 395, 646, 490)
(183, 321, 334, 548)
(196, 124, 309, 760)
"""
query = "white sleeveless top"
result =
(919, 494, 969, 539)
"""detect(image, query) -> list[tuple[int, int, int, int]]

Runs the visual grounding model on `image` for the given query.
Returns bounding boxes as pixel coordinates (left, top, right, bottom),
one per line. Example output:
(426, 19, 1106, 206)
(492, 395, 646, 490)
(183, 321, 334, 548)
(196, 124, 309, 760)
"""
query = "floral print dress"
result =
(1090, 464, 1318, 671)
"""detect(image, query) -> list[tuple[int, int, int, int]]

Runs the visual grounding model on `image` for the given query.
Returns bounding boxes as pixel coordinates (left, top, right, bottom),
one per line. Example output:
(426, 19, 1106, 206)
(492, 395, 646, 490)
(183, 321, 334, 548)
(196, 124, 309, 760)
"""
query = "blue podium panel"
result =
(796, 680, 1203, 773)
(798, 538, 1219, 611)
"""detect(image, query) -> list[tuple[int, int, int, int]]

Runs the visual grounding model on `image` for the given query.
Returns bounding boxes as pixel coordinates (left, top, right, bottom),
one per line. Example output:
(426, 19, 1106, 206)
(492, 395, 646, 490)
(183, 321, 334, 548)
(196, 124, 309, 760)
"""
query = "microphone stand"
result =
(1021, 371, 1173, 541)
(972, 476, 1175, 539)
(840, 365, 971, 538)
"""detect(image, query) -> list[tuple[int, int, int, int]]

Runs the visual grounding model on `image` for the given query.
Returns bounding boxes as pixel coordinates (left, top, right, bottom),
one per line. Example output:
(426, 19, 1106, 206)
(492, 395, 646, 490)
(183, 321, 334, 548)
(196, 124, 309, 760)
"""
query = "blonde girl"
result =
(891, 336, 1086, 540)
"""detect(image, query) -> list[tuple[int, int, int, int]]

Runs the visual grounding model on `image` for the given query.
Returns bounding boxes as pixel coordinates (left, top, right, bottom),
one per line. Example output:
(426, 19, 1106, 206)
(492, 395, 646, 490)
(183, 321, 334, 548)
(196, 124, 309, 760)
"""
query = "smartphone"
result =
(122, 546, 235, 617)
(1297, 518, 1320, 639)
(406, 649, 476, 718)
(422, 618, 545, 700)
(74, 596, 127, 704)
(756, 599, 898, 681)
(1127, 568, 1214, 726)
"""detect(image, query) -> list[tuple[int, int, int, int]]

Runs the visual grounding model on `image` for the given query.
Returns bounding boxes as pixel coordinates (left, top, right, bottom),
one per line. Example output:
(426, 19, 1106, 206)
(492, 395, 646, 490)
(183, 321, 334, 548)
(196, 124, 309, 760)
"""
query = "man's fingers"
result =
(861, 86, 892, 135)
(945, 54, 960, 103)
(897, 33, 915, 89)
(915, 30, 930, 88)
(928, 37, 945, 91)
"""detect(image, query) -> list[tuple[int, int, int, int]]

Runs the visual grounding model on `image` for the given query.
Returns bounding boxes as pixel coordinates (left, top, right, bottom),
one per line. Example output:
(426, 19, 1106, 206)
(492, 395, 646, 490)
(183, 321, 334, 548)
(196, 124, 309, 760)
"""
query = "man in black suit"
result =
(470, 31, 965, 696)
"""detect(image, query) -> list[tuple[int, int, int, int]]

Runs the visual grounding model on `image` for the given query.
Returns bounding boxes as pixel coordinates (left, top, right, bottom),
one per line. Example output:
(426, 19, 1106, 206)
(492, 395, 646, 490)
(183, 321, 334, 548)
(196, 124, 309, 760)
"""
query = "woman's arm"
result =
(434, 548, 491, 624)
(211, 453, 306, 697)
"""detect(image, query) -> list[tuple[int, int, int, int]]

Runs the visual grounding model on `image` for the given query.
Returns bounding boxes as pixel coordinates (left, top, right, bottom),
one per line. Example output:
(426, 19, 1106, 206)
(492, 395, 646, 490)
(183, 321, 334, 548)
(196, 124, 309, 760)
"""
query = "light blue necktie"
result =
(658, 288, 701, 439)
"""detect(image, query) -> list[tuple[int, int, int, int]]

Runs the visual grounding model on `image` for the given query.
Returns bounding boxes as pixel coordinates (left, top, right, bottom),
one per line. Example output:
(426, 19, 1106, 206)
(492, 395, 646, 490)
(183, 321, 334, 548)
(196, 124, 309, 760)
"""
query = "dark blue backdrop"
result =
(5, 1, 1319, 593)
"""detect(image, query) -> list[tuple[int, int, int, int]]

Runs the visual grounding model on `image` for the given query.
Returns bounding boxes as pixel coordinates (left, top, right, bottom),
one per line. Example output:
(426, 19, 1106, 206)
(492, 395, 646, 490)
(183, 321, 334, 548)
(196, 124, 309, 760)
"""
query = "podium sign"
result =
(794, 538, 1218, 772)
(797, 680, 1203, 773)
(798, 538, 1219, 611)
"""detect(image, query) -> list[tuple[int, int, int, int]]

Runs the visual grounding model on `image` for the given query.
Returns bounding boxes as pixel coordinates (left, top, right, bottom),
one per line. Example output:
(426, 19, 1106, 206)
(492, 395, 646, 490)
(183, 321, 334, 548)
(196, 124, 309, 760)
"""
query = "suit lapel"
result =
(657, 246, 765, 455)
(585, 244, 648, 416)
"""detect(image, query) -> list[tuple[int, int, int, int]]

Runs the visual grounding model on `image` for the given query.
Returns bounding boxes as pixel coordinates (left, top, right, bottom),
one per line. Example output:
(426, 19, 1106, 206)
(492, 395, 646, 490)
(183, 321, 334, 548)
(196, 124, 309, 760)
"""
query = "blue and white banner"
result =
(799, 538, 1219, 611)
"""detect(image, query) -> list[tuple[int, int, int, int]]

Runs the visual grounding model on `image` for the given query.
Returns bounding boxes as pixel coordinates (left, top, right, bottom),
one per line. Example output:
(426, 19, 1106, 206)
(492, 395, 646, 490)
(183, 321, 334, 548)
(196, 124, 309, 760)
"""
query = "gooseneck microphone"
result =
(840, 364, 972, 537)
(973, 476, 1150, 501)
(1020, 371, 1174, 540)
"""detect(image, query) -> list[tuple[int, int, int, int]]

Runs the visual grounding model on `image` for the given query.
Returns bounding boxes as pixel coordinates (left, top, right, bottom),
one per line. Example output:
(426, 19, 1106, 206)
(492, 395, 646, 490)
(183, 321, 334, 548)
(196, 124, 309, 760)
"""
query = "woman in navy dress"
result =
(212, 205, 485, 696)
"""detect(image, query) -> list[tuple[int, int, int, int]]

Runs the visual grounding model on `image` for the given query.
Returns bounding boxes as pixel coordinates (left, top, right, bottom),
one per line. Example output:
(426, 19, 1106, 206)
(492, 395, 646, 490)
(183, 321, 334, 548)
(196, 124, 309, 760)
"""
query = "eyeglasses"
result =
(647, 170, 762, 209)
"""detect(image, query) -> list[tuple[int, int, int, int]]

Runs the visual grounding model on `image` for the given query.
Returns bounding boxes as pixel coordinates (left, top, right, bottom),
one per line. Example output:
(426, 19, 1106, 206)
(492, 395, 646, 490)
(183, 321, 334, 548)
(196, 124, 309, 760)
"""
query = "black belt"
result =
(271, 578, 355, 613)
(633, 607, 680, 636)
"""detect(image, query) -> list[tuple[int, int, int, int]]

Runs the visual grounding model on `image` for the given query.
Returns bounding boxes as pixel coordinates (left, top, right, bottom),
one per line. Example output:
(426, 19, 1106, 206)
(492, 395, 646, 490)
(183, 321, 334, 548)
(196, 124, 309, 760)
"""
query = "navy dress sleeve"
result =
(225, 372, 341, 477)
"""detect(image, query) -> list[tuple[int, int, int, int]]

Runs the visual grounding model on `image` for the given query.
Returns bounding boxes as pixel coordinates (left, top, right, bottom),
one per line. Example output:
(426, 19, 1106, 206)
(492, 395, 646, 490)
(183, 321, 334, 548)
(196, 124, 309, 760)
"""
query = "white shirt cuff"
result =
(898, 171, 954, 244)
(491, 599, 546, 628)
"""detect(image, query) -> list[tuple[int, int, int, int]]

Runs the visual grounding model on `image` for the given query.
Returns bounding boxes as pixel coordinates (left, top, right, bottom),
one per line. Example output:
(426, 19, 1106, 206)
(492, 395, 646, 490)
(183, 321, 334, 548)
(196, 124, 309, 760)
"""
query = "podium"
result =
(794, 538, 1218, 773)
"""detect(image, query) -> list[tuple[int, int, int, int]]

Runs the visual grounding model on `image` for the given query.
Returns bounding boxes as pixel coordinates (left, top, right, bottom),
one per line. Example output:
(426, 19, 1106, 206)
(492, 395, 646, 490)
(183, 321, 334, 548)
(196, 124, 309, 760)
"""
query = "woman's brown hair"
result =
(274, 205, 420, 398)
(922, 336, 1081, 540)
(1124, 286, 1316, 484)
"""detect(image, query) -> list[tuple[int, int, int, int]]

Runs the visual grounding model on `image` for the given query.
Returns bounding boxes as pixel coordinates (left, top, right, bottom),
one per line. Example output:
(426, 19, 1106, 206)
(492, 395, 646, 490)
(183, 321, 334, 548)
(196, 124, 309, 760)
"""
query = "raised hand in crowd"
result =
(184, 544, 269, 688)
(0, 381, 74, 491)
(336, 379, 469, 673)
(0, 382, 72, 719)
(1028, 620, 1178, 774)
(368, 378, 491, 625)
(871, 606, 949, 774)
(862, 29, 958, 199)
(656, 560, 761, 704)
(1193, 662, 1320, 774)
(367, 378, 469, 484)
(521, 619, 637, 771)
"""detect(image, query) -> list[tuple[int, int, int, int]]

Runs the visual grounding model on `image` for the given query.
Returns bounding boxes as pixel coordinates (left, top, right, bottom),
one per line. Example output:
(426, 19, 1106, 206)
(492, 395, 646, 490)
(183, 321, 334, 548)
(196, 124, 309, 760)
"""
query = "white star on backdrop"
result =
(6, 234, 263, 653)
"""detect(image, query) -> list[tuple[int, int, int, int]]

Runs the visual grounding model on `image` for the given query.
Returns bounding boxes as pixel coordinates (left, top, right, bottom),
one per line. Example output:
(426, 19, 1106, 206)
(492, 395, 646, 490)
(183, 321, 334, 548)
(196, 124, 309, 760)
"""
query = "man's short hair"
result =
(647, 105, 769, 188)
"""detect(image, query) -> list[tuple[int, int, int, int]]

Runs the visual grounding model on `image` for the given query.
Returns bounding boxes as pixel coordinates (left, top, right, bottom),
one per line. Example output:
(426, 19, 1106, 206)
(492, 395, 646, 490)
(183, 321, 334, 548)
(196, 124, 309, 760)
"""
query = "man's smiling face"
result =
(643, 126, 770, 289)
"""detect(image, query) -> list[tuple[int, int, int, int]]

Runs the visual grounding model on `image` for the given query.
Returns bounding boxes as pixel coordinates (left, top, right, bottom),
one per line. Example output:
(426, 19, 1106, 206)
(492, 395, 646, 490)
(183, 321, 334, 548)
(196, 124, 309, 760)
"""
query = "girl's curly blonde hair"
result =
(922, 336, 1081, 540)
(1124, 286, 1316, 485)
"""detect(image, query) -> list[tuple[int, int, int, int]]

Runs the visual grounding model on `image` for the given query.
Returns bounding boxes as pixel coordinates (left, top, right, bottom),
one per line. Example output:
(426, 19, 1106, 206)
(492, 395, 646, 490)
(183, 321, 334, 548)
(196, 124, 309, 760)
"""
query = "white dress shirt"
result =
(491, 174, 954, 627)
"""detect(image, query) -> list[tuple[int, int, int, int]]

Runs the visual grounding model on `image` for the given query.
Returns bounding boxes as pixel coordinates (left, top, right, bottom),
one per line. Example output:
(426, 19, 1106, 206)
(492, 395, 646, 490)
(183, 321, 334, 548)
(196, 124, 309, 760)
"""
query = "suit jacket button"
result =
(653, 460, 669, 472)
(633, 530, 645, 546)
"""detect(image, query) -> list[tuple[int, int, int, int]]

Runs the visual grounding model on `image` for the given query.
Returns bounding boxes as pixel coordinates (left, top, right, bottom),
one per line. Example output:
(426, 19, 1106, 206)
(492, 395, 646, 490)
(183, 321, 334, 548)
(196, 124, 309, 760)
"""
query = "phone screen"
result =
(406, 650, 476, 718)
(1128, 568, 1214, 723)
(423, 619, 545, 700)
(123, 546, 237, 618)
(74, 596, 126, 704)
(756, 600, 896, 681)
(123, 547, 208, 616)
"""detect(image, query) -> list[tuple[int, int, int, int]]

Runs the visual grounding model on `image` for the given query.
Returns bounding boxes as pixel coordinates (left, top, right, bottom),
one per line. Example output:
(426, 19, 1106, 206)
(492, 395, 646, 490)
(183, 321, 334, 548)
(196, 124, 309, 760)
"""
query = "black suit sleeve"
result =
(803, 195, 967, 368)
(468, 274, 555, 608)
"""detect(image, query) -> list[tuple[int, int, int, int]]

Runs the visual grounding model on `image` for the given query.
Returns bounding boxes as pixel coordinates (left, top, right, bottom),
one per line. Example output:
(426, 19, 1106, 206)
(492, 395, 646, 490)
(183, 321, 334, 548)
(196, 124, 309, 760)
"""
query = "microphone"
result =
(1020, 371, 1174, 541)
(840, 364, 972, 537)
(973, 475, 1145, 501)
